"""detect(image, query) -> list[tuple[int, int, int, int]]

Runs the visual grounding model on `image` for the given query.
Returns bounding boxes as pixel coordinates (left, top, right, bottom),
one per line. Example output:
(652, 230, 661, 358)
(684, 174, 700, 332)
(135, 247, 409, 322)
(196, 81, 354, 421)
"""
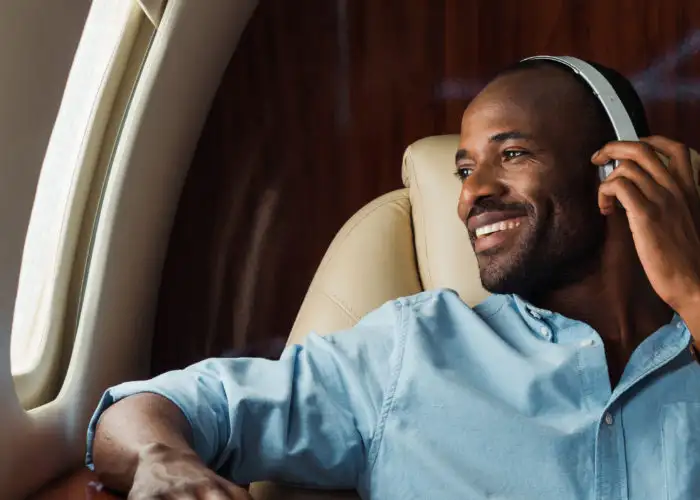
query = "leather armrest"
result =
(28, 468, 121, 499)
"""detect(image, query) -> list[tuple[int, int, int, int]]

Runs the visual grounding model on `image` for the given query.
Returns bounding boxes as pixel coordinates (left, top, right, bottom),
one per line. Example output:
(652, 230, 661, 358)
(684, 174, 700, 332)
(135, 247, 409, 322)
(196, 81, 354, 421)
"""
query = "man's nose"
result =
(459, 167, 507, 208)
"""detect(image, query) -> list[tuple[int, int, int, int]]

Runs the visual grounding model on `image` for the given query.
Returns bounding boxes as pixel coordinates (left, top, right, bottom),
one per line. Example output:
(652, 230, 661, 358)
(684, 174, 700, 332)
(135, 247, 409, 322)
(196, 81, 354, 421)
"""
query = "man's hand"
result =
(128, 443, 252, 500)
(591, 136, 700, 332)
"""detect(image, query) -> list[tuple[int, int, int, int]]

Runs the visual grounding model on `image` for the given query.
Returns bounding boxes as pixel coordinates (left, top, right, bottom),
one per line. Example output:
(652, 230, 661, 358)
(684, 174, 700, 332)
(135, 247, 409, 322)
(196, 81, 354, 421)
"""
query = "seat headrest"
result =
(402, 135, 488, 305)
(402, 134, 700, 305)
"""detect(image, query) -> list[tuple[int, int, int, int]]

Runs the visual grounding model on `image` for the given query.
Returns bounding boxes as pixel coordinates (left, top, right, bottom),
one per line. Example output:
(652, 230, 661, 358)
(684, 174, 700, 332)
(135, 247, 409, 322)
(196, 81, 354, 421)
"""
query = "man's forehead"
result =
(460, 95, 545, 145)
(461, 68, 584, 140)
(462, 98, 536, 130)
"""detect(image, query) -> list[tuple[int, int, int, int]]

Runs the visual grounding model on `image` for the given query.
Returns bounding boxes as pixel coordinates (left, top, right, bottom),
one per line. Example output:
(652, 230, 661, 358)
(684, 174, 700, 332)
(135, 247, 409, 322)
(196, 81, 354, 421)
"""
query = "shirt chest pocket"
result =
(662, 403, 700, 500)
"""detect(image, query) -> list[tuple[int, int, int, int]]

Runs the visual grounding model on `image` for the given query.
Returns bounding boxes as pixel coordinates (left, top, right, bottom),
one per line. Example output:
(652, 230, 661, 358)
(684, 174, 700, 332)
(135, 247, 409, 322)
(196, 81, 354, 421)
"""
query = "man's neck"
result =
(529, 223, 674, 385)
(538, 270, 672, 347)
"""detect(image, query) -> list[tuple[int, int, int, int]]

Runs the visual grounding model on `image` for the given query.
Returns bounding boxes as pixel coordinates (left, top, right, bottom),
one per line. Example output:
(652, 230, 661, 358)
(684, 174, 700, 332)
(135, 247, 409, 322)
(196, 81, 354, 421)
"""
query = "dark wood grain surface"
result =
(152, 0, 700, 374)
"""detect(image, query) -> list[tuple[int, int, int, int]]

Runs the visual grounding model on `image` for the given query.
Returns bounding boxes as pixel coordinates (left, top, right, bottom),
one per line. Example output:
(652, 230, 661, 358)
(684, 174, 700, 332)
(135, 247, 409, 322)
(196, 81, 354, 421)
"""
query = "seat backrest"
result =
(249, 134, 700, 500)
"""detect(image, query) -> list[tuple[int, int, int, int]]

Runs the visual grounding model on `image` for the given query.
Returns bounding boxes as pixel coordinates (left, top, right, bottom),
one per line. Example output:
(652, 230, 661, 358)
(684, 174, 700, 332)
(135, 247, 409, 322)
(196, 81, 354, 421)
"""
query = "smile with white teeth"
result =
(475, 219, 521, 238)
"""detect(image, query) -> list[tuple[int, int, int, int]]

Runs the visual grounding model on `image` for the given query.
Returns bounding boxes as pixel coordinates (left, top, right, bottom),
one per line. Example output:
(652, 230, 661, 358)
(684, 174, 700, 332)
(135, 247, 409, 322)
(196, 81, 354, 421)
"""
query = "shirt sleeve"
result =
(85, 299, 404, 488)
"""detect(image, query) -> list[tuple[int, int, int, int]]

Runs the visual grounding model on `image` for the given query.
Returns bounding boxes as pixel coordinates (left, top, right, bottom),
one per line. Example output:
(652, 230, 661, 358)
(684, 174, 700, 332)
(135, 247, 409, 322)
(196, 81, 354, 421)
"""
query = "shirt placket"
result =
(519, 299, 622, 500)
(569, 327, 627, 500)
(593, 318, 691, 500)
(594, 406, 629, 500)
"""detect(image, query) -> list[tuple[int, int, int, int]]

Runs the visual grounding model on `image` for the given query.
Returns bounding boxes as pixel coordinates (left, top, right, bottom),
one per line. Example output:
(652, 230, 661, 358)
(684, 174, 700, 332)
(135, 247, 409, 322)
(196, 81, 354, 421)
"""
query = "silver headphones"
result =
(520, 55, 639, 181)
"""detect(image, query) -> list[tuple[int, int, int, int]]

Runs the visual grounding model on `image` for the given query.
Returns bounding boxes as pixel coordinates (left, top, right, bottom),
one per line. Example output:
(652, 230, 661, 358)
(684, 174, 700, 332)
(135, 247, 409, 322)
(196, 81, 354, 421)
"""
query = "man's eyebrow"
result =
(455, 149, 469, 164)
(456, 131, 534, 163)
(489, 130, 532, 142)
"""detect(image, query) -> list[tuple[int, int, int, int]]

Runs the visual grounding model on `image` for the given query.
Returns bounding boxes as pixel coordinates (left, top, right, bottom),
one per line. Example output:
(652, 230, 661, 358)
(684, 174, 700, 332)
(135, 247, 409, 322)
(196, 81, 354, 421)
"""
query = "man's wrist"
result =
(138, 442, 200, 465)
(677, 287, 700, 349)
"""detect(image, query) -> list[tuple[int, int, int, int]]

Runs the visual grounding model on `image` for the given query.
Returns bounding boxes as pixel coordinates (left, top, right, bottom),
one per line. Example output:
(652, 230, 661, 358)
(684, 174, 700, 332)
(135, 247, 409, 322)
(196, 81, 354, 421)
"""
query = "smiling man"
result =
(87, 58, 700, 500)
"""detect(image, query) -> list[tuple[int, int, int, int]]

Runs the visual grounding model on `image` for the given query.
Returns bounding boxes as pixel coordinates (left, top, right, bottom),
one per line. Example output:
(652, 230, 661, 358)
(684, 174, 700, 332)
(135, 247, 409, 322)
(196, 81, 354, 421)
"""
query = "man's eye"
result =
(503, 150, 527, 160)
(454, 166, 473, 181)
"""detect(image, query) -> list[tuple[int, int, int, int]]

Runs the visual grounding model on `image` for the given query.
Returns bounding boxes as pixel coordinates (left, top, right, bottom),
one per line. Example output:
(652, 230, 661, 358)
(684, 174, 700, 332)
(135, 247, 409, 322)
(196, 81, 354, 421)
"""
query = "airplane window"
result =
(10, 0, 151, 408)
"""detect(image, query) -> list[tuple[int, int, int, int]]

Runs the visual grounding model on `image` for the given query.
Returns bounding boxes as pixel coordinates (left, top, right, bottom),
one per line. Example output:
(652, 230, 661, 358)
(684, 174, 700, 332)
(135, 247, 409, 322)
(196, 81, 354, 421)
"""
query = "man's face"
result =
(456, 68, 607, 298)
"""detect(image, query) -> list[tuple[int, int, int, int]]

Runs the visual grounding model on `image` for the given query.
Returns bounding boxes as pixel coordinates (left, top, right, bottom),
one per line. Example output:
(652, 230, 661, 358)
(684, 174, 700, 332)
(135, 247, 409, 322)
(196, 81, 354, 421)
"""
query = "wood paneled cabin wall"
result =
(152, 0, 700, 374)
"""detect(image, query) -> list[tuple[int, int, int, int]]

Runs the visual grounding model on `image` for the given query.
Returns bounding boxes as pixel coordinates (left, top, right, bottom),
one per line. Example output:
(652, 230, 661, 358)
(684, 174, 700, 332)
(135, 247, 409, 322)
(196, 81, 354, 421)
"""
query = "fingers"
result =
(598, 175, 649, 217)
(601, 159, 664, 207)
(181, 482, 246, 500)
(592, 137, 700, 218)
(641, 136, 696, 196)
(592, 140, 680, 196)
(215, 478, 253, 499)
(130, 482, 246, 500)
(192, 485, 232, 500)
(162, 493, 197, 500)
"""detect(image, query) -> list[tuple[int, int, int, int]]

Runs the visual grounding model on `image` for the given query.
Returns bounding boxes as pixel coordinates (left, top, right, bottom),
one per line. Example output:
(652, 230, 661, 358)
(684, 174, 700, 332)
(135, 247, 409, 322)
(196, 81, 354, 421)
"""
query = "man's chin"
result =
(477, 258, 517, 294)
(475, 244, 540, 296)
(471, 231, 537, 294)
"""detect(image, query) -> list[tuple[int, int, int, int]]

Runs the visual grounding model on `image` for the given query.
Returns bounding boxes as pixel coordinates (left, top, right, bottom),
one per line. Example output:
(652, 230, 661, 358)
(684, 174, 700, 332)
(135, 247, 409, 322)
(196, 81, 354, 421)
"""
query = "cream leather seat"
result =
(248, 134, 700, 500)
(249, 134, 488, 500)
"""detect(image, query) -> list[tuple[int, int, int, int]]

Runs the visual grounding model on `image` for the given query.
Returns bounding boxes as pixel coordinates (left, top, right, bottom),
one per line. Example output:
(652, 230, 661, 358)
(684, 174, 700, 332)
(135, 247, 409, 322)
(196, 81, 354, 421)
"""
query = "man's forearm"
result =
(92, 392, 197, 492)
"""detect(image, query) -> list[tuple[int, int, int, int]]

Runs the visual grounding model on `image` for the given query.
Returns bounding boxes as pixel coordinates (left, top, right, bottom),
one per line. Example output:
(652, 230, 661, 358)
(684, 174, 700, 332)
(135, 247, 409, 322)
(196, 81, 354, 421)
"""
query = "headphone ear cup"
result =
(597, 160, 625, 210)
(598, 160, 616, 182)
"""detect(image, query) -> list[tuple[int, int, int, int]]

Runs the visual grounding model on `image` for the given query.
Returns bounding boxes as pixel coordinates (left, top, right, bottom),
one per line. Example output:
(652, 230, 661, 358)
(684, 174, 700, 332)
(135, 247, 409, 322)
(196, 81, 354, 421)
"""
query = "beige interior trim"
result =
(137, 0, 167, 27)
(12, 2, 148, 411)
(56, 12, 160, 405)
(0, 1, 258, 497)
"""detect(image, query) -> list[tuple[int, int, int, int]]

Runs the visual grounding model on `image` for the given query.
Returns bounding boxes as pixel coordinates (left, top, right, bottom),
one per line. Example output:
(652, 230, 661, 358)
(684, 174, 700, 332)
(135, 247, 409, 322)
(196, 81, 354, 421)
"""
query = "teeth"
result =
(475, 219, 521, 238)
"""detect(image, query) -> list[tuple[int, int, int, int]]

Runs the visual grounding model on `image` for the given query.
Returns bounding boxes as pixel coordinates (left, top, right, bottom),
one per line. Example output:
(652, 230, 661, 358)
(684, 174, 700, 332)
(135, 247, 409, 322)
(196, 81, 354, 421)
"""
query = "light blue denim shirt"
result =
(86, 289, 700, 500)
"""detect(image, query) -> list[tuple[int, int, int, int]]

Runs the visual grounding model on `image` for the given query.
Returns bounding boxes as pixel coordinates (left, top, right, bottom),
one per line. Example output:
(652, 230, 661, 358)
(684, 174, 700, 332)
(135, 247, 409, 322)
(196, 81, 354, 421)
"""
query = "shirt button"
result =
(579, 339, 595, 348)
(540, 327, 551, 340)
(677, 321, 685, 330)
(604, 412, 614, 425)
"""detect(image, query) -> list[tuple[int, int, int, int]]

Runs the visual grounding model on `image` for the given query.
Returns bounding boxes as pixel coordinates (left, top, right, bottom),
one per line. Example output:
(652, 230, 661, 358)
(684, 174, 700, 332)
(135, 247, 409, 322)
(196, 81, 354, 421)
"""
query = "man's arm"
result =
(91, 392, 196, 492)
(86, 300, 402, 495)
